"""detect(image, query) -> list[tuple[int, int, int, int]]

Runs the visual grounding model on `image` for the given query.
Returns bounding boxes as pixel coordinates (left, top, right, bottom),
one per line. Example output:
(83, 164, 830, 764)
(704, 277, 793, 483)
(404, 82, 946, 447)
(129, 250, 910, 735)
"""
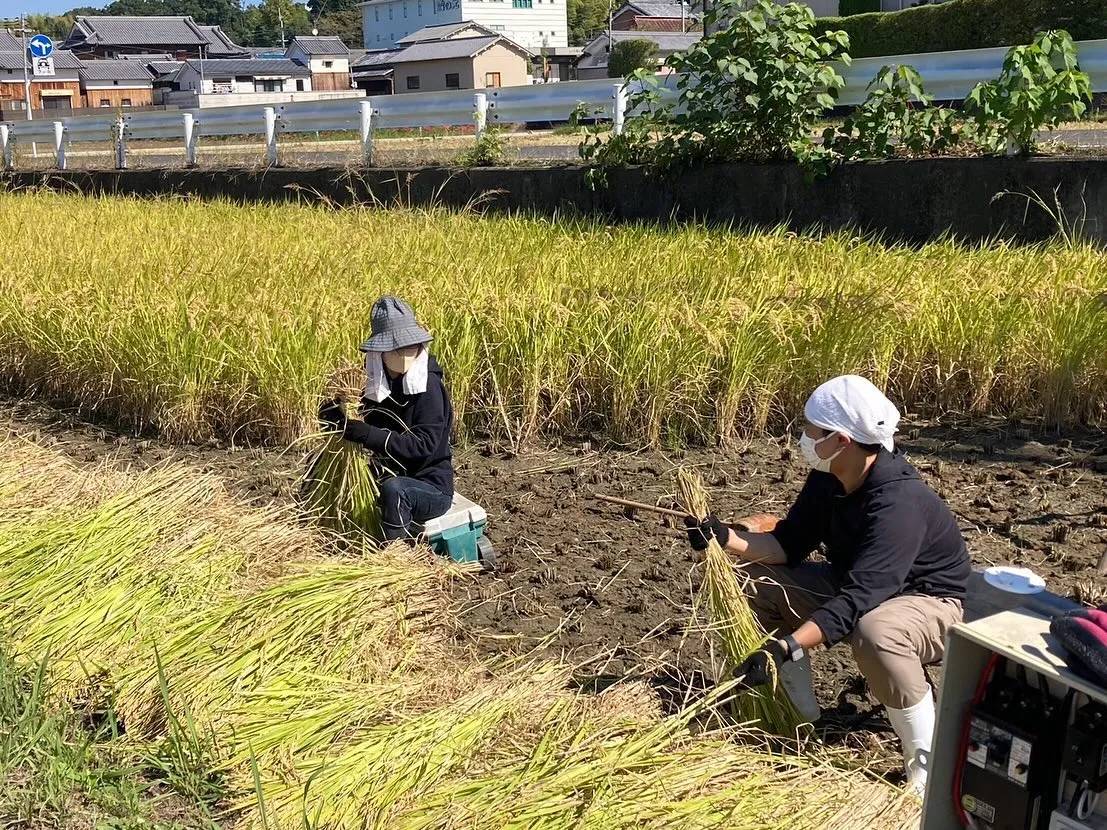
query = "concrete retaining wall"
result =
(4, 157, 1107, 244)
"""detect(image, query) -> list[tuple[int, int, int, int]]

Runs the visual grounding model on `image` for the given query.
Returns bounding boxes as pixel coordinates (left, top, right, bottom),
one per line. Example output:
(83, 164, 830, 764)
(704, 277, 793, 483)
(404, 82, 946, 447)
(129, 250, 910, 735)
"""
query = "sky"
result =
(12, 1, 79, 15)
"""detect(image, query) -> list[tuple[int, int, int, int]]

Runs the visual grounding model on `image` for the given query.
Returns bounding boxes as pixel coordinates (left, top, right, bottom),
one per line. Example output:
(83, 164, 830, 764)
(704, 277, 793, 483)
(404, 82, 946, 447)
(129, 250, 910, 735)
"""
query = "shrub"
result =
(821, 0, 1107, 58)
(964, 29, 1093, 154)
(607, 38, 661, 77)
(582, 0, 850, 179)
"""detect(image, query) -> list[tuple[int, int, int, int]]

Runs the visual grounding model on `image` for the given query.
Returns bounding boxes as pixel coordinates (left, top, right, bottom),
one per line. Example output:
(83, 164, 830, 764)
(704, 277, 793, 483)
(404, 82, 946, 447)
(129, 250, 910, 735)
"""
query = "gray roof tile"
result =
(396, 22, 495, 44)
(353, 48, 404, 67)
(78, 59, 154, 81)
(68, 16, 208, 47)
(289, 36, 348, 55)
(0, 49, 83, 71)
(0, 31, 22, 51)
(184, 58, 311, 76)
(620, 1, 694, 17)
(197, 25, 249, 56)
(392, 35, 523, 62)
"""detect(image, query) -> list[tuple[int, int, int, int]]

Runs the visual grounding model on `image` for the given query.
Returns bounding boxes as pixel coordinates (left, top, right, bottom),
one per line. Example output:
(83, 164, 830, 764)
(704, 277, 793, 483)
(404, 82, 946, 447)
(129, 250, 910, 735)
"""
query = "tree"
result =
(606, 37, 659, 77)
(315, 9, 362, 46)
(568, 0, 609, 45)
(238, 0, 312, 46)
(23, 13, 77, 42)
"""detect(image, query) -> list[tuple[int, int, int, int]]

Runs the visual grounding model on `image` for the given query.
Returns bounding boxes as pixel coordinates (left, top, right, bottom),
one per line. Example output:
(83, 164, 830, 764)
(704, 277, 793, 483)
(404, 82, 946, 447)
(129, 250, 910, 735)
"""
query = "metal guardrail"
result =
(1, 38, 1105, 170)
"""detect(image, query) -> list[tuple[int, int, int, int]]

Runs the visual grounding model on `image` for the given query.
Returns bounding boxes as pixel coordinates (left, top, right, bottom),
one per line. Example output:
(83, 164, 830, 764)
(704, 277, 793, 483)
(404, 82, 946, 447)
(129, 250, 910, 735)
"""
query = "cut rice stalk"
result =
(676, 467, 804, 736)
(301, 362, 382, 541)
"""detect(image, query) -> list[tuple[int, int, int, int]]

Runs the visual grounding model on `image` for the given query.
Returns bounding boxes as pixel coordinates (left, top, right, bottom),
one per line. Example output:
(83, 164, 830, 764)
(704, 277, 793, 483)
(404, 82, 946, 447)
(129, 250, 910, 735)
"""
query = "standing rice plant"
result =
(1, 194, 1106, 449)
(301, 362, 382, 541)
(676, 468, 804, 736)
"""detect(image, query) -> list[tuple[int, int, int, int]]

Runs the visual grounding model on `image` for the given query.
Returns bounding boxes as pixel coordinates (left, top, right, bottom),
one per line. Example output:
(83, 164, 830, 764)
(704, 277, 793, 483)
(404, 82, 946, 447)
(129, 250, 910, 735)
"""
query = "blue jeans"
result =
(379, 476, 453, 542)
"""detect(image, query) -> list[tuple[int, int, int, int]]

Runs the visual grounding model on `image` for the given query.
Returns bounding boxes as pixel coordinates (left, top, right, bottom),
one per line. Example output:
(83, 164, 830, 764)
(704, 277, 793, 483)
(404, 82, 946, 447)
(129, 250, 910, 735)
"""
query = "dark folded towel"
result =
(1050, 606, 1107, 688)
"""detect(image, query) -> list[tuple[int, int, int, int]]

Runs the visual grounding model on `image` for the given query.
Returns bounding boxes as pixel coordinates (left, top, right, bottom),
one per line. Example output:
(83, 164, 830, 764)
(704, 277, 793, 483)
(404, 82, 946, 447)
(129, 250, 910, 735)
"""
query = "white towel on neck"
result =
(363, 349, 429, 403)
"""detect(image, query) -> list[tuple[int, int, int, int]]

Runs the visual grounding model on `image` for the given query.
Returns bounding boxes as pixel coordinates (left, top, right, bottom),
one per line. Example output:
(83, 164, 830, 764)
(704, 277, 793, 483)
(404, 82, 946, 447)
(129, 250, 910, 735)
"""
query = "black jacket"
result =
(770, 449, 970, 645)
(346, 355, 454, 496)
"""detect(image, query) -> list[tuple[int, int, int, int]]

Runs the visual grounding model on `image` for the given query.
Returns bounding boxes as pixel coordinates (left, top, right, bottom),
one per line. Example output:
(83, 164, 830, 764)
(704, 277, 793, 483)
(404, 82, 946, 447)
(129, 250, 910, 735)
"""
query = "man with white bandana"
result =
(684, 374, 970, 796)
(319, 296, 455, 542)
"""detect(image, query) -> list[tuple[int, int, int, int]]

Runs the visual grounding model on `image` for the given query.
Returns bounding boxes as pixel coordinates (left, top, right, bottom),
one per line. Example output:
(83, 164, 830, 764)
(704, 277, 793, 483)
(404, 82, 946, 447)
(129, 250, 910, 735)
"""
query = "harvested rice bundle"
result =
(676, 467, 804, 735)
(301, 362, 382, 541)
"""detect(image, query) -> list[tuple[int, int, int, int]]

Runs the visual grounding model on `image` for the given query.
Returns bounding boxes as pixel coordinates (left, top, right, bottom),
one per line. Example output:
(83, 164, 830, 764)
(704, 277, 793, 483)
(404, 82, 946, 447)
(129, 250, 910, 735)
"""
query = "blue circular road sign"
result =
(28, 35, 54, 59)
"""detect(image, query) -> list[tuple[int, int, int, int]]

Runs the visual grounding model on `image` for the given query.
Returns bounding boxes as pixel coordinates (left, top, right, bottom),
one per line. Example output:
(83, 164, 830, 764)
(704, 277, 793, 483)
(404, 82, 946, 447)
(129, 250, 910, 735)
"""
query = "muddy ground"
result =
(4, 395, 1106, 770)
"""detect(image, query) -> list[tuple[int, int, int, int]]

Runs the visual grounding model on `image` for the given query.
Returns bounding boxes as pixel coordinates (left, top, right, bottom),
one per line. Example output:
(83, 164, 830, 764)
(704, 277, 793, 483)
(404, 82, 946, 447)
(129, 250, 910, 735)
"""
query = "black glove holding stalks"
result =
(318, 398, 373, 444)
(733, 638, 791, 690)
(684, 514, 729, 551)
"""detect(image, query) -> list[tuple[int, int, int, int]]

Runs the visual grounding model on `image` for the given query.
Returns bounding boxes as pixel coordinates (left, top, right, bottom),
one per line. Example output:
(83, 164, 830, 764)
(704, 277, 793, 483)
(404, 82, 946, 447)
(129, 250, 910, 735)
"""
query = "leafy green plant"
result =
(581, 0, 851, 183)
(824, 64, 962, 161)
(607, 38, 661, 78)
(455, 127, 511, 167)
(964, 29, 1093, 155)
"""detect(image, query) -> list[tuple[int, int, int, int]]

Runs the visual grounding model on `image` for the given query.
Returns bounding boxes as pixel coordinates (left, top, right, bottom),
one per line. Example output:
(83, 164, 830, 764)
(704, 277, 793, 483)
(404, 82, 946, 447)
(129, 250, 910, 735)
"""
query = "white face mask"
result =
(383, 347, 420, 376)
(799, 431, 843, 473)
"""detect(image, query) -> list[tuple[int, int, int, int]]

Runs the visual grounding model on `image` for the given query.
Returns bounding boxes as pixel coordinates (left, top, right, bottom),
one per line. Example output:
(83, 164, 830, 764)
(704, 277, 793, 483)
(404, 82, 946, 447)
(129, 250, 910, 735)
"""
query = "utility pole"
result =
(18, 13, 37, 158)
(19, 13, 32, 123)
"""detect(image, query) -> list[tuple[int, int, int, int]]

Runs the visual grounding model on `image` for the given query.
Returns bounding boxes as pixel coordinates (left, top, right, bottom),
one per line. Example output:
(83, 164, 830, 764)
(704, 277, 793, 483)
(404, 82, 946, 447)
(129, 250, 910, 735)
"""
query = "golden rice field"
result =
(0, 437, 919, 829)
(1, 192, 1106, 448)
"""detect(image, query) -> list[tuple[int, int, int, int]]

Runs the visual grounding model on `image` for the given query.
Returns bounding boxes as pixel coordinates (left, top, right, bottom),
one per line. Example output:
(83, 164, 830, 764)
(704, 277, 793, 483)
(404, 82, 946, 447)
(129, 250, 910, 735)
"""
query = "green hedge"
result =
(821, 0, 1107, 58)
(838, 0, 880, 17)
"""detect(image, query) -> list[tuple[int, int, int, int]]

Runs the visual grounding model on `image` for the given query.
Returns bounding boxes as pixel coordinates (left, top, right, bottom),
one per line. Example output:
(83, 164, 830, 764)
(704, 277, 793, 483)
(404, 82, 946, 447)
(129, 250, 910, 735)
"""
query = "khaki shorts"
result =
(743, 561, 963, 709)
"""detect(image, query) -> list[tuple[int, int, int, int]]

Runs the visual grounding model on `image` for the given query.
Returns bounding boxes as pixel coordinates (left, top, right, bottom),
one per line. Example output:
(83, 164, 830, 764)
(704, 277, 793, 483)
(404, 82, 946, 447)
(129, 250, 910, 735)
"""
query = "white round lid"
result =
(982, 566, 1046, 595)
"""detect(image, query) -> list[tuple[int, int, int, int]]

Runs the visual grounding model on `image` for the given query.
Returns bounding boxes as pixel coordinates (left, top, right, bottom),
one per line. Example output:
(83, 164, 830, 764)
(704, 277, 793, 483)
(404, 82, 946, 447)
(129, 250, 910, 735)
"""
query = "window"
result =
(418, 1, 422, 14)
(512, 0, 532, 7)
(445, 72, 459, 89)
(406, 75, 420, 89)
(121, 98, 132, 107)
(491, 23, 505, 30)
(376, 34, 381, 41)
(485, 71, 501, 88)
(254, 79, 283, 92)
(403, 1, 407, 16)
(42, 97, 71, 111)
(296, 79, 305, 91)
(323, 60, 334, 67)
(99, 98, 110, 107)
(388, 6, 392, 18)
(375, 8, 379, 20)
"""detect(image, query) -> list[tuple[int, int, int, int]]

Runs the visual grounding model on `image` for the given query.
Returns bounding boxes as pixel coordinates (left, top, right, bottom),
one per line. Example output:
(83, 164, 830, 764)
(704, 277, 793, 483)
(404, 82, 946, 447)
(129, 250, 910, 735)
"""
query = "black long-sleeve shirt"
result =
(769, 449, 970, 645)
(346, 355, 454, 496)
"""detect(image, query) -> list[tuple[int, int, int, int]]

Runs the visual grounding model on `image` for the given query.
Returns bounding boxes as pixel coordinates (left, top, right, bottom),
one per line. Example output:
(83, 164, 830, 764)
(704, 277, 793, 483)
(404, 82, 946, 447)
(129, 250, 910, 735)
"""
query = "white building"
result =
(359, 0, 566, 52)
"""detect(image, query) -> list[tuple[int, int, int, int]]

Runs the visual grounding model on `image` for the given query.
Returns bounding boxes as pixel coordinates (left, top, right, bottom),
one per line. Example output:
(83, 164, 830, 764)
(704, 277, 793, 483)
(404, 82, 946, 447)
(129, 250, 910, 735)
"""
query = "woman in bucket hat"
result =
(319, 296, 454, 541)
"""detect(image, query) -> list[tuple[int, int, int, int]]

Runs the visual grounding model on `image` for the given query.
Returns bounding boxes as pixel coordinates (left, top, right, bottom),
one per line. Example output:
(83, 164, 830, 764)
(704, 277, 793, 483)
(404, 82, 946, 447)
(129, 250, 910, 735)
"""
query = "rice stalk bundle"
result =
(301, 362, 382, 541)
(676, 468, 804, 736)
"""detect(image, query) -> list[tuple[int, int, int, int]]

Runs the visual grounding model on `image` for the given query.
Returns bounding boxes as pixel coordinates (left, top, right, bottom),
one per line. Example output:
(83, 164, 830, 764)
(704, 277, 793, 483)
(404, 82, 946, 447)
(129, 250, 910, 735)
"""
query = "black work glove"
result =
(732, 638, 792, 690)
(318, 398, 347, 433)
(684, 514, 729, 552)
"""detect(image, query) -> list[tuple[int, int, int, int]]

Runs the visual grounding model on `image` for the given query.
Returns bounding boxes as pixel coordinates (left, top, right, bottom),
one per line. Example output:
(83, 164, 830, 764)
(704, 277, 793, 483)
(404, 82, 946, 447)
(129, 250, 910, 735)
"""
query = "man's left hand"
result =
(732, 638, 791, 690)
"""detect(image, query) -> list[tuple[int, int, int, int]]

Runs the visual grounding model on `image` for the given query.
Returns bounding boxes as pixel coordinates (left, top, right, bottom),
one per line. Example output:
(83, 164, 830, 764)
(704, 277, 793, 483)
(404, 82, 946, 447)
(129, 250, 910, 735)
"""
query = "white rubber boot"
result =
(885, 686, 936, 797)
(779, 656, 821, 724)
